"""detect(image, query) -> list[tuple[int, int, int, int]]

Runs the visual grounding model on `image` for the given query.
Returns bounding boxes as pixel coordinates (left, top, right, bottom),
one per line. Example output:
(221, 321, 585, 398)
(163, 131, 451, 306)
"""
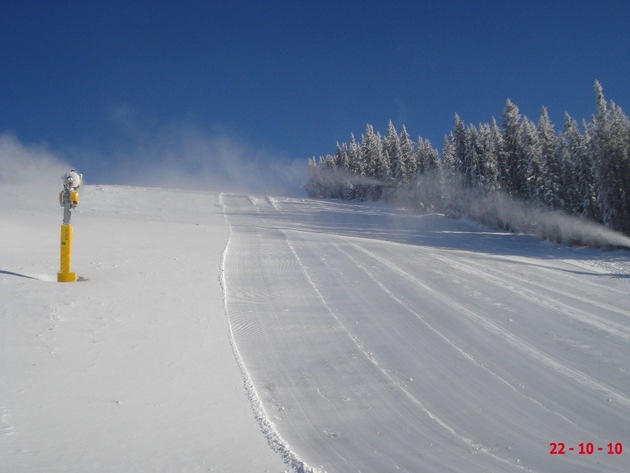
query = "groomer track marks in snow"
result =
(221, 194, 630, 473)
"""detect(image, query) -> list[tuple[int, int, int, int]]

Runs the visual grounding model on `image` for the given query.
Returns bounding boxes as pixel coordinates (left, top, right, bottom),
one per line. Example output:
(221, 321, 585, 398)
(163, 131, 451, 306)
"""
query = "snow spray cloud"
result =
(0, 133, 72, 205)
(95, 118, 307, 195)
(305, 164, 390, 195)
(432, 176, 630, 249)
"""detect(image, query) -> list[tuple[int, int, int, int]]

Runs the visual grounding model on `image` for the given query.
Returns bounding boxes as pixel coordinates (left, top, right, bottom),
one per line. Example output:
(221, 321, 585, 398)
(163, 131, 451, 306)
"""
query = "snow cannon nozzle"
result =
(62, 170, 82, 191)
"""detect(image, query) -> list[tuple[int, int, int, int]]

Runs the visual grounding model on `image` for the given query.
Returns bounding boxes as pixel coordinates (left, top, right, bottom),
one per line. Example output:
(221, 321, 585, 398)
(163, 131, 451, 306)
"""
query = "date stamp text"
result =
(550, 442, 623, 455)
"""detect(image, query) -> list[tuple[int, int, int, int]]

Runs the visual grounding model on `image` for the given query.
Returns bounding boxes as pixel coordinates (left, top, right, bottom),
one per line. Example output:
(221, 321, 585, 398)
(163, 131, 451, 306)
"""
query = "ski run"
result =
(2, 184, 629, 472)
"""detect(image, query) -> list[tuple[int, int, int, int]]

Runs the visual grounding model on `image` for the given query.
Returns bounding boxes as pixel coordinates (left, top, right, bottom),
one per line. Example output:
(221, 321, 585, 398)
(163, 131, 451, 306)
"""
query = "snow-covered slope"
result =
(0, 185, 285, 472)
(221, 195, 630, 473)
(2, 184, 629, 473)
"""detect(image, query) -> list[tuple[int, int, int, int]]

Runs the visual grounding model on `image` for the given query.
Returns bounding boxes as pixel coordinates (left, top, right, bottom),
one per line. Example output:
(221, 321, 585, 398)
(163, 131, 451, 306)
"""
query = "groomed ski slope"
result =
(0, 185, 286, 472)
(2, 184, 629, 473)
(221, 193, 630, 473)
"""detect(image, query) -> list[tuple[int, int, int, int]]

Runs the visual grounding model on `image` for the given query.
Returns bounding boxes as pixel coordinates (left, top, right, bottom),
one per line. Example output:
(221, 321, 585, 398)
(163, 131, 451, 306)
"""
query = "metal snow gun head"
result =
(59, 170, 81, 212)
(62, 170, 82, 191)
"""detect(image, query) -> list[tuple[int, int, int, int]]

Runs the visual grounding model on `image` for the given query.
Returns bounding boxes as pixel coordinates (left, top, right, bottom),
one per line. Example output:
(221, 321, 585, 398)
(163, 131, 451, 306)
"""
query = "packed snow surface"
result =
(2, 184, 630, 472)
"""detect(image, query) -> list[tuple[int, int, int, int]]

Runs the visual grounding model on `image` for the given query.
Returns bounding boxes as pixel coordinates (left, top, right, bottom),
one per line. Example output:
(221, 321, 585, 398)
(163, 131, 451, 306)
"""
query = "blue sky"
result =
(1, 0, 629, 189)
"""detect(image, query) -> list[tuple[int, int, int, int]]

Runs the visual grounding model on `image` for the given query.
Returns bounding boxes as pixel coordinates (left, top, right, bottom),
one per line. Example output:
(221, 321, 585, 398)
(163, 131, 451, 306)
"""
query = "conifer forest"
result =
(305, 82, 630, 241)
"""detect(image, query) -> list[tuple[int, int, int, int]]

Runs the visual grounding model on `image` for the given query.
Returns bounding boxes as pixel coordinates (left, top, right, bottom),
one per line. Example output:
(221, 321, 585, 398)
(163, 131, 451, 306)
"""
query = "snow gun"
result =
(57, 170, 82, 282)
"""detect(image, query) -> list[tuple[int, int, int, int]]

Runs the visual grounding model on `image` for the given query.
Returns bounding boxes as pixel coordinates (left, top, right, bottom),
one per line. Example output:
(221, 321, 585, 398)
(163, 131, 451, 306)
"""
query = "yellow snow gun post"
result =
(58, 223, 76, 282)
(57, 170, 81, 283)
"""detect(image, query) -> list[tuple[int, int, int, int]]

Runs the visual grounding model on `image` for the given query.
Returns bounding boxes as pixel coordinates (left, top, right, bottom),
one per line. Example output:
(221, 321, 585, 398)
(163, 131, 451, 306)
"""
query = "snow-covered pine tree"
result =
(385, 121, 405, 186)
(581, 118, 601, 220)
(558, 113, 589, 216)
(335, 141, 354, 199)
(489, 119, 503, 193)
(360, 125, 374, 179)
(490, 118, 506, 194)
(335, 141, 349, 169)
(440, 133, 459, 216)
(590, 81, 630, 234)
(322, 154, 339, 198)
(465, 123, 486, 191)
(417, 137, 440, 175)
(589, 81, 609, 222)
(374, 130, 392, 199)
(607, 102, 630, 233)
(501, 99, 526, 197)
(415, 137, 441, 210)
(476, 122, 500, 193)
(361, 124, 389, 200)
(348, 133, 368, 200)
(522, 117, 545, 207)
(305, 157, 324, 198)
(399, 125, 417, 184)
(538, 107, 563, 209)
(451, 114, 469, 189)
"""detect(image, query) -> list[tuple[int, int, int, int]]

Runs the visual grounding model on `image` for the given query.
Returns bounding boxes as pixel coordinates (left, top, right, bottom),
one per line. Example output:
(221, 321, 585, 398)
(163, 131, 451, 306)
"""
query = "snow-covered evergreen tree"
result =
(415, 137, 442, 210)
(345, 133, 362, 199)
(522, 117, 545, 206)
(464, 123, 481, 189)
(417, 137, 440, 174)
(335, 142, 354, 199)
(477, 122, 500, 193)
(558, 114, 589, 216)
(399, 125, 417, 184)
(304, 157, 321, 198)
(374, 132, 392, 198)
(451, 114, 469, 188)
(361, 125, 389, 200)
(590, 81, 630, 233)
(440, 134, 458, 215)
(385, 121, 405, 185)
(501, 99, 525, 197)
(537, 108, 563, 209)
(607, 102, 630, 232)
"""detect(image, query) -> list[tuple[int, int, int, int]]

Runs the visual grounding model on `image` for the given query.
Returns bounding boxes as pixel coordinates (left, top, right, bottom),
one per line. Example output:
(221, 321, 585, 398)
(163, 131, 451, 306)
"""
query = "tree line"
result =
(305, 81, 630, 237)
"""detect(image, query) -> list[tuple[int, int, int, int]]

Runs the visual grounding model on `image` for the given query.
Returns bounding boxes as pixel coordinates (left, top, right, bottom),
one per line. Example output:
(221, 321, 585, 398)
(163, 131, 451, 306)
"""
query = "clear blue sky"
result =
(1, 0, 629, 186)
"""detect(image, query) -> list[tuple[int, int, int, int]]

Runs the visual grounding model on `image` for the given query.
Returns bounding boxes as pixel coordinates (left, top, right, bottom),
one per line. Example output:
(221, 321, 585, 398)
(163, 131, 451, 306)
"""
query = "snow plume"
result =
(0, 133, 73, 210)
(438, 182, 630, 249)
(0, 133, 70, 187)
(98, 120, 306, 195)
(304, 162, 390, 199)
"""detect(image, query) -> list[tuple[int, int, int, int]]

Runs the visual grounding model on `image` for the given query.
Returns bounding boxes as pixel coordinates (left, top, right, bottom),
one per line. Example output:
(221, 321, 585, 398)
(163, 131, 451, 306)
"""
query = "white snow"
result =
(2, 184, 630, 472)
(0, 184, 285, 472)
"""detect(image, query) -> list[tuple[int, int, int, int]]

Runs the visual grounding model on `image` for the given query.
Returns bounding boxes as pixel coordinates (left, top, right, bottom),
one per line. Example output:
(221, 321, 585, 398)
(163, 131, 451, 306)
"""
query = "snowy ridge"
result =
(219, 195, 319, 473)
